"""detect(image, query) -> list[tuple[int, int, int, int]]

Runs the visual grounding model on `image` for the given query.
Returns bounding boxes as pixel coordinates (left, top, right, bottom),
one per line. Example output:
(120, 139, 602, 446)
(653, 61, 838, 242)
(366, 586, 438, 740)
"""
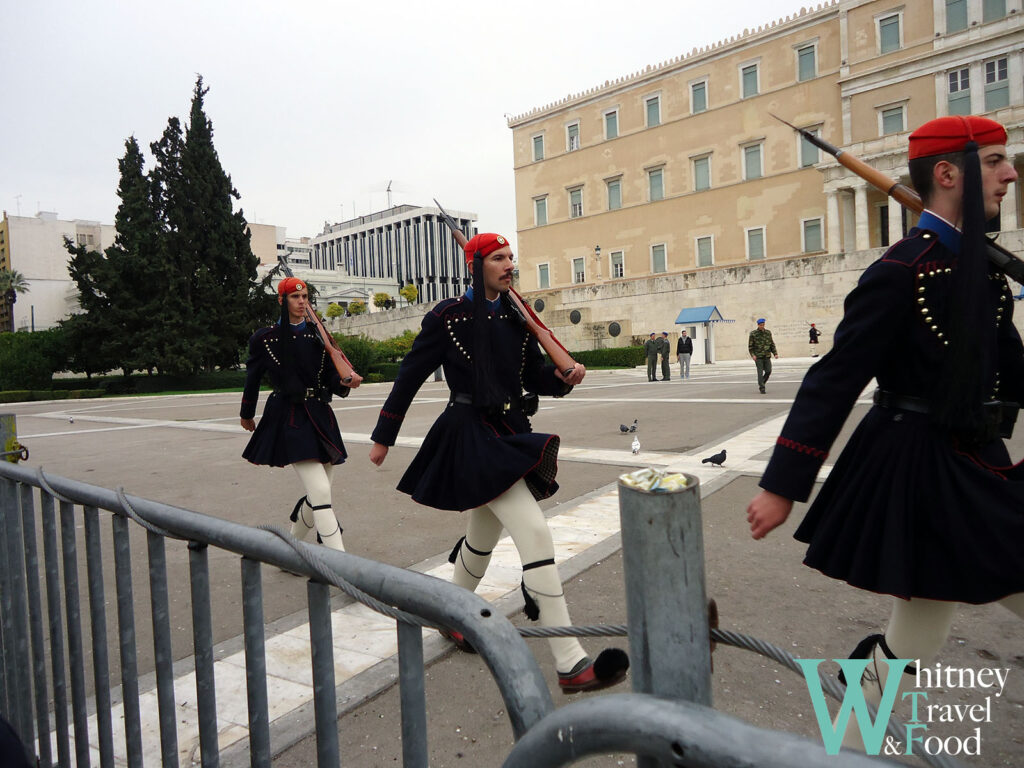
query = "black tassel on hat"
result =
(930, 141, 996, 440)
(471, 251, 502, 411)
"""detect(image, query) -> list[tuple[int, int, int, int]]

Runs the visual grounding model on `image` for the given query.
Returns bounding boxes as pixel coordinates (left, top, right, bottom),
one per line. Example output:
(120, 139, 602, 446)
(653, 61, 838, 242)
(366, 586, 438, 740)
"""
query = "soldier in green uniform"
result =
(658, 331, 671, 381)
(643, 332, 659, 382)
(748, 318, 778, 394)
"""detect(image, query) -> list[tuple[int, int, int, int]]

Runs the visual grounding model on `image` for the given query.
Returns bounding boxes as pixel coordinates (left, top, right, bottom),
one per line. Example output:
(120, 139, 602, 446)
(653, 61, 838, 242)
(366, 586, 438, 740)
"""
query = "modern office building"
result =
(506, 0, 1022, 357)
(311, 204, 478, 305)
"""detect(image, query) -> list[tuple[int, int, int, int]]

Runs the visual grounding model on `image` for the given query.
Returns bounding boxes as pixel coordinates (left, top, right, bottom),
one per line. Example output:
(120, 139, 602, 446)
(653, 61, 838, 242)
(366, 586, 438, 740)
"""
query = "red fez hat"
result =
(908, 116, 1007, 160)
(463, 233, 509, 264)
(277, 277, 306, 296)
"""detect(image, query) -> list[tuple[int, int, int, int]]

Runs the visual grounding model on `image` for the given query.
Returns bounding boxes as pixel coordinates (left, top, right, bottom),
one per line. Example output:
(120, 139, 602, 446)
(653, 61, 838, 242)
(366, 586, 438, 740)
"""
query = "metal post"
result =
(112, 513, 143, 765)
(84, 505, 115, 766)
(397, 621, 428, 768)
(189, 540, 220, 767)
(40, 491, 71, 768)
(59, 500, 91, 767)
(308, 580, 339, 768)
(146, 531, 178, 766)
(1, 413, 16, 461)
(21, 483, 53, 768)
(619, 474, 711, 703)
(241, 557, 271, 768)
(619, 474, 711, 768)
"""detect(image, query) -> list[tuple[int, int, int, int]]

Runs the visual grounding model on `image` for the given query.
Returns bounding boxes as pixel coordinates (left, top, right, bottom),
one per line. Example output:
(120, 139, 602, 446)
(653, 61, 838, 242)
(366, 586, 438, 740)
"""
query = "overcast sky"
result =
(3, 0, 808, 252)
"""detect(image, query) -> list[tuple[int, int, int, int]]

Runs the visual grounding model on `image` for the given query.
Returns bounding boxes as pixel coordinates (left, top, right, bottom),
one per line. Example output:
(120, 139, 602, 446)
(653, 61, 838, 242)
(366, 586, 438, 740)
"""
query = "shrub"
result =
(364, 372, 386, 383)
(334, 333, 381, 376)
(368, 362, 400, 381)
(0, 329, 68, 390)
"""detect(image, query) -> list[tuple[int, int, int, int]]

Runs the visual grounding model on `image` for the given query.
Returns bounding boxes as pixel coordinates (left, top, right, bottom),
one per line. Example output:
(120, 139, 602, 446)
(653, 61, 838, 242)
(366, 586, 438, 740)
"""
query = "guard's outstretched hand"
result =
(555, 363, 586, 386)
(369, 442, 389, 466)
(747, 490, 794, 539)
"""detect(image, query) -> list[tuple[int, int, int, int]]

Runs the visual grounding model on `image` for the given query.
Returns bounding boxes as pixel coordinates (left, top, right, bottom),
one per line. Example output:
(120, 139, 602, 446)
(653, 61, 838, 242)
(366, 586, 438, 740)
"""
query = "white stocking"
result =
(291, 461, 344, 551)
(452, 506, 502, 591)
(485, 479, 587, 674)
(840, 597, 955, 750)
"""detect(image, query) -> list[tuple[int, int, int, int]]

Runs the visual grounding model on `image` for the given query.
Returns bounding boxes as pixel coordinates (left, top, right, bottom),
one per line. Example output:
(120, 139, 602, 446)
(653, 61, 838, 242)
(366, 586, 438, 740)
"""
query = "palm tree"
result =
(0, 268, 29, 332)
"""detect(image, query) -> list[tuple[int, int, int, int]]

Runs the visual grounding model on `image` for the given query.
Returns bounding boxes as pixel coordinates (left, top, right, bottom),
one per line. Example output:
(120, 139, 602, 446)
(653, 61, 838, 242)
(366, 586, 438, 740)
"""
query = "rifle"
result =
(770, 113, 1024, 284)
(432, 199, 579, 376)
(276, 259, 363, 387)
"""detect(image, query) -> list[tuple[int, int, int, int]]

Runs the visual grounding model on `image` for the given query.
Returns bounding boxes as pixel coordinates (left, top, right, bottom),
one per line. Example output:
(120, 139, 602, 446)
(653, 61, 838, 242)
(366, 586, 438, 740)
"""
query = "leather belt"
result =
(274, 387, 332, 404)
(449, 391, 538, 416)
(873, 388, 1019, 440)
(872, 389, 930, 414)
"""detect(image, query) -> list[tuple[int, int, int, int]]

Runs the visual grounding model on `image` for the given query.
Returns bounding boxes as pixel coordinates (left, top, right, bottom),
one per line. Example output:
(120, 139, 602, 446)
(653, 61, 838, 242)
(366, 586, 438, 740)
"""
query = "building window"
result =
(946, 0, 967, 32)
(878, 12, 901, 54)
(746, 227, 766, 260)
(880, 105, 905, 135)
(741, 63, 759, 98)
(690, 80, 707, 114)
(743, 143, 763, 180)
(534, 197, 548, 227)
(800, 126, 821, 167)
(948, 68, 971, 116)
(610, 251, 624, 278)
(532, 135, 544, 162)
(648, 168, 664, 202)
(985, 57, 1009, 111)
(573, 257, 586, 284)
(797, 45, 816, 82)
(607, 178, 622, 210)
(567, 122, 580, 152)
(538, 263, 550, 289)
(645, 95, 661, 127)
(569, 188, 583, 219)
(696, 236, 714, 267)
(802, 218, 824, 253)
(651, 244, 667, 273)
(604, 110, 618, 140)
(983, 0, 1006, 22)
(693, 155, 711, 191)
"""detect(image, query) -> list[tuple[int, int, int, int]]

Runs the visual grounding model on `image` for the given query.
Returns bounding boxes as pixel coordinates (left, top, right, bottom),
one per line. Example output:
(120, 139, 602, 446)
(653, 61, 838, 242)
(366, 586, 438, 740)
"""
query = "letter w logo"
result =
(796, 658, 910, 755)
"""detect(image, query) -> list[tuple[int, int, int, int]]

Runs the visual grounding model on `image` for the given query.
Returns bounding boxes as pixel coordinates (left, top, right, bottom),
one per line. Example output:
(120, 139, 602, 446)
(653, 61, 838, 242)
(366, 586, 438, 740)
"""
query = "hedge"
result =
(564, 346, 645, 368)
(0, 389, 104, 404)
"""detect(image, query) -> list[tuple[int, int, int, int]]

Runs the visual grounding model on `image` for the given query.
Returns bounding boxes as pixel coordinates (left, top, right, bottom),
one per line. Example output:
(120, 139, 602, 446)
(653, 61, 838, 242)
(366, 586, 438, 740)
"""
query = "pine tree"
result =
(154, 76, 259, 373)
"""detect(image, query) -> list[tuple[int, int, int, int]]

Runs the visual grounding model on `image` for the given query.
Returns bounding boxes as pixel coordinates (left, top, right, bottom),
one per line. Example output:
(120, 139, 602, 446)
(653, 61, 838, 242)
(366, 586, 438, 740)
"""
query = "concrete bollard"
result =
(618, 473, 712, 707)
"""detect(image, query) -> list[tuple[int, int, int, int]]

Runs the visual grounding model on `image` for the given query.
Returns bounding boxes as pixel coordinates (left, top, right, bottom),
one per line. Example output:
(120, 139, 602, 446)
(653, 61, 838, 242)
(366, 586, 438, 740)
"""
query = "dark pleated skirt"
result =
(243, 393, 347, 467)
(398, 404, 560, 512)
(795, 407, 1024, 604)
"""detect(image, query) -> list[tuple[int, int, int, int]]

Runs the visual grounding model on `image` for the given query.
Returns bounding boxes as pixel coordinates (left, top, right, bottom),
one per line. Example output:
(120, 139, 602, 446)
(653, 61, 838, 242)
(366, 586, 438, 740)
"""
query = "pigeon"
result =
(631, 436, 641, 455)
(68, 416, 74, 424)
(629, 421, 638, 433)
(701, 449, 726, 466)
(619, 418, 638, 433)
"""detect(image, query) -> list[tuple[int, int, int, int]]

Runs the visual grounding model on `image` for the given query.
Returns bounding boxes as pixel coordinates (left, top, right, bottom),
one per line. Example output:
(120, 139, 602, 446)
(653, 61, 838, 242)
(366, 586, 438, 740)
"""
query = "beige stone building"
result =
(507, 0, 1024, 361)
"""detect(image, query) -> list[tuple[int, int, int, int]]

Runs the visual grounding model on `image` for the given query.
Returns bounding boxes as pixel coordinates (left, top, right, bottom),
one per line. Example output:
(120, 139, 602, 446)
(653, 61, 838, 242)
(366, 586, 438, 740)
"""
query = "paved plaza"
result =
(5, 358, 1022, 766)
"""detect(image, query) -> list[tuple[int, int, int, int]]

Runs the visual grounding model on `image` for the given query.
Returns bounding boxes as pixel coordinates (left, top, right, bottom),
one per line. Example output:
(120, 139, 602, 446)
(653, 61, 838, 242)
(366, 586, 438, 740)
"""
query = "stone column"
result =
(1002, 180, 1019, 232)
(854, 183, 870, 251)
(888, 194, 903, 245)
(826, 189, 842, 254)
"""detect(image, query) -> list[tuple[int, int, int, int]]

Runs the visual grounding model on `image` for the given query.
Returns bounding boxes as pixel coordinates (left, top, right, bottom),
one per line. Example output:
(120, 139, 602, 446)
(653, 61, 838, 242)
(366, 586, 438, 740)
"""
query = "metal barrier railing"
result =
(0, 461, 553, 767)
(1, 457, 961, 768)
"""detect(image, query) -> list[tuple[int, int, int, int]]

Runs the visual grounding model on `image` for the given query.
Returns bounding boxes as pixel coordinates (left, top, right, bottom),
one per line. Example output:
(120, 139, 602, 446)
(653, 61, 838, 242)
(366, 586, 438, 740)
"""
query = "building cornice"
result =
(506, 1, 841, 128)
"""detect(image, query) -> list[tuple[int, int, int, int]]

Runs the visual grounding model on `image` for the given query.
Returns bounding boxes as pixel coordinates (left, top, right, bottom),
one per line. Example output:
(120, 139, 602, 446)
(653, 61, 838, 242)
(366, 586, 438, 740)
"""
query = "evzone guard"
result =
(748, 115, 1023, 749)
(369, 232, 629, 694)
(240, 277, 357, 551)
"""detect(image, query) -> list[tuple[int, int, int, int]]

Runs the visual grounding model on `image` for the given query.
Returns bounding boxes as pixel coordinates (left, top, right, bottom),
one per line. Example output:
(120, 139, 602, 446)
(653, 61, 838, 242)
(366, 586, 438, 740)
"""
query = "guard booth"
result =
(674, 305, 734, 365)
